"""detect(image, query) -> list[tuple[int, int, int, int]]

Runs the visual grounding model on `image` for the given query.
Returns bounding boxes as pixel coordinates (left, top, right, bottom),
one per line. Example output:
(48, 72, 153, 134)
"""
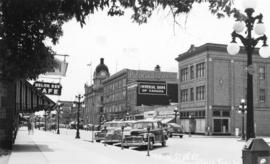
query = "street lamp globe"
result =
(259, 45, 270, 58)
(233, 21, 245, 33)
(81, 104, 85, 108)
(242, 0, 257, 10)
(227, 42, 240, 55)
(254, 23, 266, 35)
(241, 98, 246, 104)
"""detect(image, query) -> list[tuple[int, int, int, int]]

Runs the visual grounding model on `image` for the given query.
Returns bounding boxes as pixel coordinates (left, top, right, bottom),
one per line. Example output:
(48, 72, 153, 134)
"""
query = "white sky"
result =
(41, 0, 270, 102)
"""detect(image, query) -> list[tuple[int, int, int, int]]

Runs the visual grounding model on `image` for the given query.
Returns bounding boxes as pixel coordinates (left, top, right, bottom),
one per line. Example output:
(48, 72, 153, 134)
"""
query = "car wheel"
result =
(179, 135, 183, 138)
(96, 140, 100, 142)
(169, 133, 172, 138)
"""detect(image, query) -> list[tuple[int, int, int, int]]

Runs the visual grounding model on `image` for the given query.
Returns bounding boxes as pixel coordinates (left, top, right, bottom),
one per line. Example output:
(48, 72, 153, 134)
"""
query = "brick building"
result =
(176, 43, 270, 136)
(102, 66, 178, 121)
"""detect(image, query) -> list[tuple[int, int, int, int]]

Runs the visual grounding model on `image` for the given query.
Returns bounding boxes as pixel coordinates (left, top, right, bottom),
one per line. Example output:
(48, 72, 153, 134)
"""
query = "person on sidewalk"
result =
(27, 120, 32, 135)
(31, 121, 34, 135)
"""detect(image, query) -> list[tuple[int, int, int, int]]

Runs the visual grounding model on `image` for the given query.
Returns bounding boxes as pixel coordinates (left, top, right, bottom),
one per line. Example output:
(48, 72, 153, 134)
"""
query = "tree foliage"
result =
(0, 0, 240, 80)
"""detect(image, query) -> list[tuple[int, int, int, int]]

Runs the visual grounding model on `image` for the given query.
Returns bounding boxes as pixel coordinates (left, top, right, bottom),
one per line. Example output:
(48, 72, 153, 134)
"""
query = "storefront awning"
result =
(15, 80, 56, 113)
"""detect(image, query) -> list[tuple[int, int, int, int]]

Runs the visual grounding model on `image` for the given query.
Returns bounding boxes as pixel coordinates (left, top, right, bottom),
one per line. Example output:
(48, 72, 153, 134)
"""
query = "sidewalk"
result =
(7, 128, 175, 164)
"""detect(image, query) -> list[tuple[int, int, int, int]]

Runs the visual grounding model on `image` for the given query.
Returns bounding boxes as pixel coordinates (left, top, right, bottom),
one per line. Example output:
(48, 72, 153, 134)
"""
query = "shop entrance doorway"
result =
(213, 118, 230, 134)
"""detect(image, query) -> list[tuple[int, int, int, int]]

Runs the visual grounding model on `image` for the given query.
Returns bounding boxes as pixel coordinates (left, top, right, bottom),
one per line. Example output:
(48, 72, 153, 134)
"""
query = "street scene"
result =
(1, 0, 270, 164)
(5, 127, 270, 164)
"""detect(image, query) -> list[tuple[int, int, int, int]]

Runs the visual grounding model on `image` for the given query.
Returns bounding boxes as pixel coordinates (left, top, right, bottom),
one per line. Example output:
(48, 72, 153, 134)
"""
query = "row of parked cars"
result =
(94, 118, 183, 149)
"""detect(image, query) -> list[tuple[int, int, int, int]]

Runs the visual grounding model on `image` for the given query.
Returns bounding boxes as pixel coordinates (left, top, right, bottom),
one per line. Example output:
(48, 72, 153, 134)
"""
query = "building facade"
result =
(84, 58, 110, 125)
(176, 43, 270, 136)
(102, 66, 178, 121)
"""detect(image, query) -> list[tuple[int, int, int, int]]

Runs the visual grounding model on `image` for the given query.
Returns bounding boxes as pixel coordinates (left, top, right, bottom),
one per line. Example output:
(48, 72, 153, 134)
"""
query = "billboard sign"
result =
(33, 81, 62, 95)
(138, 82, 167, 95)
(44, 58, 68, 77)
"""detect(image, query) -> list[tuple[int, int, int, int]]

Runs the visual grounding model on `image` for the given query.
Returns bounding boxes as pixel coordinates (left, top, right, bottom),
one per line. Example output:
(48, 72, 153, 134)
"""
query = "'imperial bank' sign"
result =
(138, 82, 167, 95)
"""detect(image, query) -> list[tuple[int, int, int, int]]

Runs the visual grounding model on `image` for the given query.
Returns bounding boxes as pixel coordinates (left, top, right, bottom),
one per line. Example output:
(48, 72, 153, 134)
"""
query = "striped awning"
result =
(15, 80, 56, 112)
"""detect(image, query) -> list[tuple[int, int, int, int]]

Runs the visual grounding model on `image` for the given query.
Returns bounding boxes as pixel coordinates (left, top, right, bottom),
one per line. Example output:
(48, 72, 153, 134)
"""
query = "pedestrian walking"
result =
(31, 121, 34, 134)
(27, 120, 32, 135)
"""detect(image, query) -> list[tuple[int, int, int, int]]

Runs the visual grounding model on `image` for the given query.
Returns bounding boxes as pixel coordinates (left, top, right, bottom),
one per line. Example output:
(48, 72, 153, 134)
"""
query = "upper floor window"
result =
(180, 89, 188, 102)
(190, 88, 194, 101)
(259, 89, 266, 103)
(180, 67, 188, 82)
(190, 65, 194, 80)
(196, 85, 205, 100)
(259, 66, 266, 80)
(196, 62, 205, 78)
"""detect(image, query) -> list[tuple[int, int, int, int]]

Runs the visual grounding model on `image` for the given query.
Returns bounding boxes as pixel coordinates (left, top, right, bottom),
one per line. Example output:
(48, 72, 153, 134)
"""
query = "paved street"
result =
(4, 127, 269, 164)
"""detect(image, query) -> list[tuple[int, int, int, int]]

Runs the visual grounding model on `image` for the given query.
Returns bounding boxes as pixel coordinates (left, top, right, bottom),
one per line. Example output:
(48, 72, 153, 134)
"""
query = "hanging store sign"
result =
(138, 82, 167, 95)
(33, 81, 62, 95)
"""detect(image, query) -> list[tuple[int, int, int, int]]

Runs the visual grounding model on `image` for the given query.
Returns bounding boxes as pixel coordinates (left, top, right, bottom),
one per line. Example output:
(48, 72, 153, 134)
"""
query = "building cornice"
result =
(175, 43, 259, 62)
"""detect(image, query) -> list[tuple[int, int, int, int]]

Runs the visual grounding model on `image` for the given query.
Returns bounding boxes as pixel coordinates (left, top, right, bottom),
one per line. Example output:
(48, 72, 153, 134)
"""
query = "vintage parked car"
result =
(123, 119, 167, 149)
(95, 120, 124, 142)
(165, 123, 183, 138)
(68, 121, 83, 129)
(104, 120, 135, 145)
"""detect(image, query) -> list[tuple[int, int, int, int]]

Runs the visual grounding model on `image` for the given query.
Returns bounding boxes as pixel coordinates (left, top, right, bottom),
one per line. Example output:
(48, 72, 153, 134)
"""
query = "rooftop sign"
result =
(138, 82, 167, 95)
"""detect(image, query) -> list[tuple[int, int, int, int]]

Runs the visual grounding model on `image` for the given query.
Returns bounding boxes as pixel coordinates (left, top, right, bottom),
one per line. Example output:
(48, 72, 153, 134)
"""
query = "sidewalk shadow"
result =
(13, 144, 54, 152)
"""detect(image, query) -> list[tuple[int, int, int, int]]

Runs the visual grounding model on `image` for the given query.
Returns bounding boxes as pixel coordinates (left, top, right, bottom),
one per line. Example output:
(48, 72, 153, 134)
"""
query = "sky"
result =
(40, 0, 270, 102)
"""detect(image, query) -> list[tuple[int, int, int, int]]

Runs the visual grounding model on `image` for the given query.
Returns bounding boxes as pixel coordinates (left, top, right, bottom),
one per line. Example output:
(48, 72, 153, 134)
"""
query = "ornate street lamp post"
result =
(227, 0, 270, 140)
(56, 101, 63, 135)
(189, 114, 192, 137)
(73, 94, 85, 139)
(238, 98, 247, 140)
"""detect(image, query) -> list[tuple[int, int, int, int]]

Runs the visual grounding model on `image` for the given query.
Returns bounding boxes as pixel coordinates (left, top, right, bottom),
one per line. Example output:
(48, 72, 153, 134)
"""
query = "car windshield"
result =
(169, 123, 181, 128)
(133, 122, 153, 129)
(105, 122, 123, 128)
(124, 122, 134, 127)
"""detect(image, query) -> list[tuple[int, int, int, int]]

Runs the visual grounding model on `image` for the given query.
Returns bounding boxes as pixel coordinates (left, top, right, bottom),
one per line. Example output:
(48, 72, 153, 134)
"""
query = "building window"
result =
(259, 89, 266, 103)
(259, 66, 266, 80)
(196, 62, 205, 78)
(213, 111, 221, 117)
(190, 65, 194, 80)
(190, 88, 194, 101)
(181, 89, 188, 102)
(196, 86, 205, 100)
(222, 111, 230, 117)
(180, 67, 188, 82)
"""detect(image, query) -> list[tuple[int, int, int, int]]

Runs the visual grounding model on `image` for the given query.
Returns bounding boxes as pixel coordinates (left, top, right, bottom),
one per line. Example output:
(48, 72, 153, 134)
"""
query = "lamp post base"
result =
(75, 131, 80, 139)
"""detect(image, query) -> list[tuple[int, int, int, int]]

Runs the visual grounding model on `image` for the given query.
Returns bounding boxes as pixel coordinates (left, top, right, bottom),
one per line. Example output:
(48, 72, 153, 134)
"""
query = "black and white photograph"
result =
(0, 0, 270, 164)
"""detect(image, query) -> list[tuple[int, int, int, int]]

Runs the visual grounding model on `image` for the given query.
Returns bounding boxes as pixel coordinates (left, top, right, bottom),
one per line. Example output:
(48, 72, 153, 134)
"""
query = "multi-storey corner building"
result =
(102, 66, 178, 121)
(176, 43, 270, 136)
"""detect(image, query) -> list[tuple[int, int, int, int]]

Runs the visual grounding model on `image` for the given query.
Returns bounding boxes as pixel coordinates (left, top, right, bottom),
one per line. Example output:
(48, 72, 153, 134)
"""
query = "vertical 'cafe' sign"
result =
(139, 82, 167, 95)
(33, 81, 62, 95)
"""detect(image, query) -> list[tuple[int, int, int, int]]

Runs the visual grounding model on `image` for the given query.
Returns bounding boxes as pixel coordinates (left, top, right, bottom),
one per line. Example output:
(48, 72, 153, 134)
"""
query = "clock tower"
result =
(93, 58, 110, 85)
(84, 58, 109, 126)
